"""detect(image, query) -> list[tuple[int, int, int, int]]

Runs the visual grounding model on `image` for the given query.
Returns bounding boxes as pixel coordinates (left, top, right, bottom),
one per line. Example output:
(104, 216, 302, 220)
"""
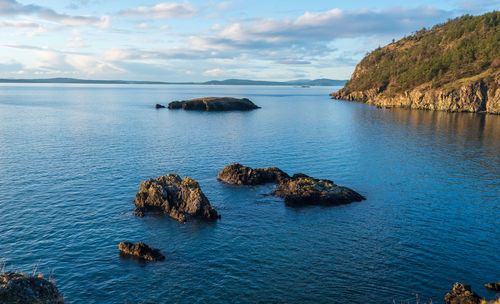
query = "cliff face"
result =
(332, 74, 500, 114)
(331, 12, 500, 114)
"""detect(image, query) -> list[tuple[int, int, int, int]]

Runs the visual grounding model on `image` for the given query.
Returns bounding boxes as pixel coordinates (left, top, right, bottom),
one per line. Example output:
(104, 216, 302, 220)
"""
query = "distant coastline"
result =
(0, 77, 346, 87)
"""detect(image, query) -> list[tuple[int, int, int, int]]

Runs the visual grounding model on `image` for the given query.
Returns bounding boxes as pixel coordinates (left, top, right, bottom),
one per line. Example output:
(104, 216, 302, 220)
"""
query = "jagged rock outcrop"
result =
(217, 163, 289, 185)
(272, 173, 365, 206)
(168, 97, 260, 111)
(119, 242, 165, 261)
(217, 164, 365, 206)
(444, 283, 483, 304)
(485, 283, 500, 291)
(134, 174, 219, 222)
(0, 272, 64, 304)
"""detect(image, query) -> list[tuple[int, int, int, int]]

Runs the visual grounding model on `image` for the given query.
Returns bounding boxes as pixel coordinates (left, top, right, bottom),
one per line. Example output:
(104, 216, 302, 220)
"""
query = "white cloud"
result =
(203, 68, 224, 76)
(121, 2, 196, 19)
(0, 0, 110, 28)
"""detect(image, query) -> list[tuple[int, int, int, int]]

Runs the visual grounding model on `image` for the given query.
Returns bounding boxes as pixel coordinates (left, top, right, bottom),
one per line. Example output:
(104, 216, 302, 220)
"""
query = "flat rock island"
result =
(134, 173, 219, 222)
(168, 97, 260, 111)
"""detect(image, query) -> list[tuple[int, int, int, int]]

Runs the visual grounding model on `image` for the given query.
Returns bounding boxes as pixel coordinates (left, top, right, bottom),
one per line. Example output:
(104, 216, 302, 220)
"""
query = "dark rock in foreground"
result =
(0, 272, 64, 304)
(134, 173, 219, 222)
(217, 164, 365, 206)
(119, 242, 165, 261)
(485, 283, 500, 291)
(168, 97, 260, 111)
(445, 283, 483, 304)
(272, 173, 365, 206)
(217, 163, 289, 185)
(155, 104, 166, 109)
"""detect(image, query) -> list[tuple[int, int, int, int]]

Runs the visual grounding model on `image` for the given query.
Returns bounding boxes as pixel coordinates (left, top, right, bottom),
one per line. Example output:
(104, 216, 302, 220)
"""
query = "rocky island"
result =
(168, 97, 260, 111)
(134, 173, 220, 222)
(119, 242, 165, 261)
(217, 164, 365, 206)
(0, 272, 64, 304)
(331, 12, 500, 114)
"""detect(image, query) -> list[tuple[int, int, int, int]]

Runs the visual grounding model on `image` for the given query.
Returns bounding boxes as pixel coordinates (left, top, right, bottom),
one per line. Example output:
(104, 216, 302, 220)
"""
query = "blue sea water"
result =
(0, 84, 498, 304)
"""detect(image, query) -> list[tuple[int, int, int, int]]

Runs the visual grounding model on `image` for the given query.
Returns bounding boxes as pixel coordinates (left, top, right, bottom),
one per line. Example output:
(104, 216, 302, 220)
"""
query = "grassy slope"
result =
(341, 11, 500, 95)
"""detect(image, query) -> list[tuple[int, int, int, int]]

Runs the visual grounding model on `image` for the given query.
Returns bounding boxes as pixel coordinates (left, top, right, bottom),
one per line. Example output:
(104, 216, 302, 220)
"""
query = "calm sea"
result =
(0, 84, 498, 303)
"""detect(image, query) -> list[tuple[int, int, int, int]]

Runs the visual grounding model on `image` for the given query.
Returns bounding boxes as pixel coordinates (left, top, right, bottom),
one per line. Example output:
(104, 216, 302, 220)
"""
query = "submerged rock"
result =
(0, 272, 64, 304)
(155, 104, 166, 109)
(168, 97, 260, 111)
(485, 283, 500, 291)
(217, 163, 289, 185)
(445, 283, 483, 304)
(119, 242, 165, 261)
(272, 173, 365, 206)
(134, 173, 219, 222)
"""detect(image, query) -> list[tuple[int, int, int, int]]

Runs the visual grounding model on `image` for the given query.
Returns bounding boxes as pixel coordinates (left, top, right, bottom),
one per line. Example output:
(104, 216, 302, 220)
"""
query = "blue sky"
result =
(0, 0, 498, 81)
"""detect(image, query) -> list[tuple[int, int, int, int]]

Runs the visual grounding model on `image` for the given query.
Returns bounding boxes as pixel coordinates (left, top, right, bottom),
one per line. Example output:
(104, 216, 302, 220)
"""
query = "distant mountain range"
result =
(0, 77, 346, 86)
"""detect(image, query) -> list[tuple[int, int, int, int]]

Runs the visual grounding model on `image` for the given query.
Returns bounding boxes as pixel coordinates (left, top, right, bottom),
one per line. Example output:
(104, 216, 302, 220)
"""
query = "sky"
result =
(0, 0, 498, 81)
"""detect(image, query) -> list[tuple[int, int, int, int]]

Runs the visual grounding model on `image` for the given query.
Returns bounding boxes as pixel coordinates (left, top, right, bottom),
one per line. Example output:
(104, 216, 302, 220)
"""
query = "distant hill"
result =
(203, 78, 346, 86)
(0, 77, 346, 87)
(331, 11, 500, 114)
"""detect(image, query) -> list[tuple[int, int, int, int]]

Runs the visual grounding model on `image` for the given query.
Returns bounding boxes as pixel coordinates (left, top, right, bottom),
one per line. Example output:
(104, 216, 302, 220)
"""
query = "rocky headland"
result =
(134, 173, 219, 222)
(119, 242, 165, 261)
(217, 164, 365, 206)
(331, 12, 500, 114)
(0, 272, 64, 304)
(168, 97, 260, 111)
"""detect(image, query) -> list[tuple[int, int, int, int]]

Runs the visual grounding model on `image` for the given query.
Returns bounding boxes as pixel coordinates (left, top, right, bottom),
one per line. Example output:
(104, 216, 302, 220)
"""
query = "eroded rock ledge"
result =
(217, 164, 365, 206)
(168, 97, 260, 111)
(119, 242, 165, 261)
(0, 272, 64, 304)
(134, 173, 219, 222)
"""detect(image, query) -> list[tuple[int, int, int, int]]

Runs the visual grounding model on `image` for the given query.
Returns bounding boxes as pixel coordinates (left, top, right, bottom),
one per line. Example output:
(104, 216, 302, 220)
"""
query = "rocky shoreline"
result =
(331, 76, 500, 114)
(0, 272, 64, 304)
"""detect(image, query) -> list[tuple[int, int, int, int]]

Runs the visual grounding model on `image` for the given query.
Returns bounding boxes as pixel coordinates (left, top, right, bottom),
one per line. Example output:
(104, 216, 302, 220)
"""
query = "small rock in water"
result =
(217, 163, 289, 185)
(155, 104, 166, 109)
(485, 282, 500, 291)
(119, 241, 165, 261)
(134, 173, 219, 222)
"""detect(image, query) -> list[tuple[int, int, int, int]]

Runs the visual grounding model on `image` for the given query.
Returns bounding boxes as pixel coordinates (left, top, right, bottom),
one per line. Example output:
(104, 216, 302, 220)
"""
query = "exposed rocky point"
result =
(485, 283, 500, 291)
(272, 173, 365, 206)
(445, 282, 483, 304)
(168, 97, 260, 111)
(134, 173, 219, 222)
(119, 242, 165, 261)
(155, 104, 166, 109)
(0, 272, 64, 304)
(217, 163, 289, 185)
